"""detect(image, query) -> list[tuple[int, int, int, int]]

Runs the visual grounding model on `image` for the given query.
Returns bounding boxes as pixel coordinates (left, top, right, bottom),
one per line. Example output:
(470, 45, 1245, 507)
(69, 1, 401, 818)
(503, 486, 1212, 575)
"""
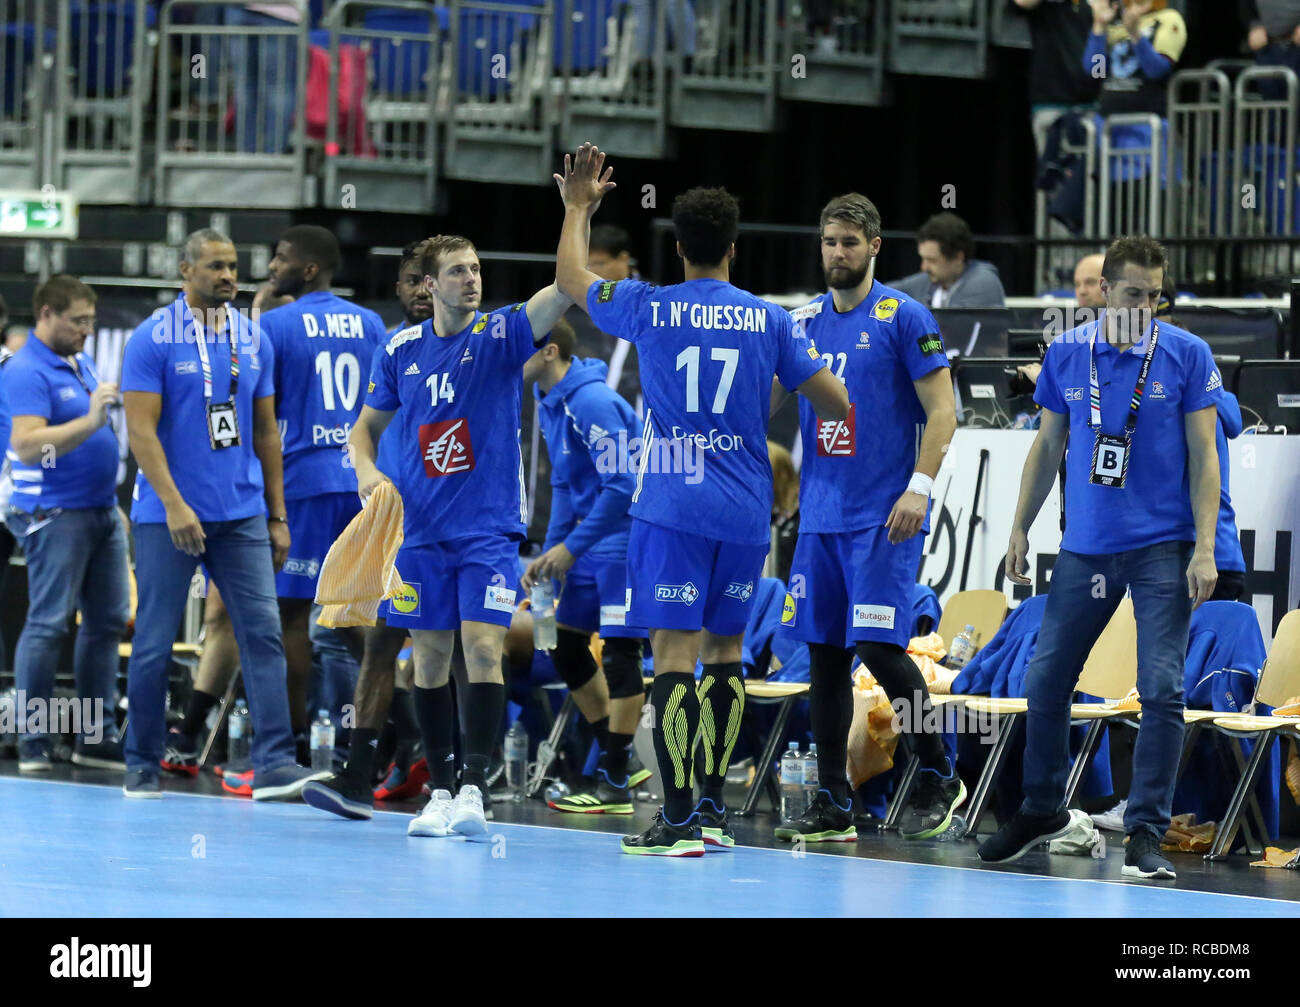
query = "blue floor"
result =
(2, 777, 1297, 917)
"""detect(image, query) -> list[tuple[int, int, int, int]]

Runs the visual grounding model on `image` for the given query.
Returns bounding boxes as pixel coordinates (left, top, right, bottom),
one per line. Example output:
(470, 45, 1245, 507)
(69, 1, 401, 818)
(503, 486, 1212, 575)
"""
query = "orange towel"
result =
(315, 482, 406, 628)
(1250, 846, 1300, 868)
(1162, 813, 1216, 853)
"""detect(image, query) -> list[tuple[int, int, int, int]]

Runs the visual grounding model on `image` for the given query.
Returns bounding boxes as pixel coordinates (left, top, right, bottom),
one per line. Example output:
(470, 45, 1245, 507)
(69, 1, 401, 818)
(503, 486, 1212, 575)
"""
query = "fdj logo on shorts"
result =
(723, 580, 753, 602)
(817, 403, 856, 457)
(419, 418, 475, 476)
(392, 582, 421, 615)
(655, 582, 700, 605)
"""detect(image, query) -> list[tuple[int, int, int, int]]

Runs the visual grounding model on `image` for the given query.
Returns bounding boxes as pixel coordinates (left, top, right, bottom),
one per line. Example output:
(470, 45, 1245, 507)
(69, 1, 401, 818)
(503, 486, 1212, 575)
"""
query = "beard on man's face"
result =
(824, 263, 869, 290)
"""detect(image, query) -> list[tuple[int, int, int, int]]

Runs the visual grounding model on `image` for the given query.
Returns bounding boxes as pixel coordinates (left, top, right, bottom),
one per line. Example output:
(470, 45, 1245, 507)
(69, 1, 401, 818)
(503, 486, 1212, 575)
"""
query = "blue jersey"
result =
(121, 293, 276, 524)
(366, 304, 542, 547)
(1214, 391, 1245, 573)
(261, 291, 385, 500)
(587, 277, 825, 546)
(792, 283, 948, 534)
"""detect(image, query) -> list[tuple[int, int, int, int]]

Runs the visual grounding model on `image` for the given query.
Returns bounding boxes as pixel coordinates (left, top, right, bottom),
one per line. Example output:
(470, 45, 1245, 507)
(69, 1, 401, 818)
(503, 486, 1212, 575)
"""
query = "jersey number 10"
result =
(676, 345, 739, 413)
(314, 351, 361, 412)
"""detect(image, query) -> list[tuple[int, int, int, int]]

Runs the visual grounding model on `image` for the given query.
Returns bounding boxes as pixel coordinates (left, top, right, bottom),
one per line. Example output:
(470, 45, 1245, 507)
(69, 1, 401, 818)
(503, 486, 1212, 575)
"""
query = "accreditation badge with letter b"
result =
(1089, 431, 1129, 487)
(207, 402, 240, 449)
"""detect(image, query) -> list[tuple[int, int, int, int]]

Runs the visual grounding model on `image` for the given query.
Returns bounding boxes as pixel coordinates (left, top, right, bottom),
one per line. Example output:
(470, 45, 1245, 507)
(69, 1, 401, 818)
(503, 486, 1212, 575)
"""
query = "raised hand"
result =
(553, 142, 617, 216)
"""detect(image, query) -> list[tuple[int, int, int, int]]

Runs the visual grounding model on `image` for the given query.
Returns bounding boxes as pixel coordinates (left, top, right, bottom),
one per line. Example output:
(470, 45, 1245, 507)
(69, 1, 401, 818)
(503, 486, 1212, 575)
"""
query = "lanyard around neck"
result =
(186, 299, 238, 403)
(1088, 319, 1159, 431)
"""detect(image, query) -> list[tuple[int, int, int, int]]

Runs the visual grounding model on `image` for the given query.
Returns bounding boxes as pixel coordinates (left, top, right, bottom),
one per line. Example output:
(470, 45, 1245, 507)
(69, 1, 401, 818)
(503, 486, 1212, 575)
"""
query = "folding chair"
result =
(735, 680, 811, 817)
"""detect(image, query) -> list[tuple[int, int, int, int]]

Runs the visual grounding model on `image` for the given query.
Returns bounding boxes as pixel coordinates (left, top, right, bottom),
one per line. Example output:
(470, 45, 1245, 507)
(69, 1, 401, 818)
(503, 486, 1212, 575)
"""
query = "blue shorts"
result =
(276, 492, 361, 599)
(555, 551, 646, 640)
(625, 519, 768, 637)
(380, 532, 521, 631)
(780, 527, 923, 650)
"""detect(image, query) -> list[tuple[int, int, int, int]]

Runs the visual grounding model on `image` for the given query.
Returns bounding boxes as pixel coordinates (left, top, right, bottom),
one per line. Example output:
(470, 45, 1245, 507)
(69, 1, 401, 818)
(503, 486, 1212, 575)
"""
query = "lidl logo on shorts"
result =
(393, 581, 421, 615)
(484, 584, 517, 613)
(723, 580, 753, 602)
(780, 593, 796, 626)
(852, 604, 895, 629)
(655, 582, 699, 605)
(282, 558, 321, 578)
(872, 297, 899, 323)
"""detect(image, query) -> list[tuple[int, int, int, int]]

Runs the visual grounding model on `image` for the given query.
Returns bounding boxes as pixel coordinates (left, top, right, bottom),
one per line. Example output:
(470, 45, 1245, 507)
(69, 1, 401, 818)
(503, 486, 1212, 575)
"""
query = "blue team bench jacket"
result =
(535, 357, 637, 559)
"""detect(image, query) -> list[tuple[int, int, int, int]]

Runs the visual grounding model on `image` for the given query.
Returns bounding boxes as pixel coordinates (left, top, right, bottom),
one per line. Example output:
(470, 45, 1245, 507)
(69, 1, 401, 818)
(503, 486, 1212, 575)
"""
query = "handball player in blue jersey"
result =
(554, 144, 849, 856)
(773, 194, 963, 844)
(303, 234, 572, 837)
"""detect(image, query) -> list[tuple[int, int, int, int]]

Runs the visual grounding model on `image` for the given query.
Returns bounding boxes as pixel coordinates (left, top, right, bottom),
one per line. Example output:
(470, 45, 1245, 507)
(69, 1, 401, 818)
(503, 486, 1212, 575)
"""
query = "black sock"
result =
(461, 681, 505, 790)
(182, 689, 220, 742)
(809, 644, 855, 807)
(697, 662, 744, 808)
(390, 687, 421, 745)
(412, 684, 453, 788)
(345, 727, 380, 785)
(590, 715, 610, 754)
(650, 672, 700, 824)
(855, 642, 949, 774)
(606, 731, 634, 781)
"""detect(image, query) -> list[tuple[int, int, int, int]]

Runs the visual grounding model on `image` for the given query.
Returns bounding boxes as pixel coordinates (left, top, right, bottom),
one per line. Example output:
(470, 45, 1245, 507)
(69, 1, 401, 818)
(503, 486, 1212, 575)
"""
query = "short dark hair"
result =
(33, 275, 96, 319)
(549, 317, 577, 360)
(398, 239, 425, 272)
(672, 187, 739, 267)
(280, 224, 340, 274)
(414, 234, 477, 277)
(820, 193, 882, 243)
(916, 212, 974, 263)
(1102, 235, 1168, 284)
(589, 225, 630, 258)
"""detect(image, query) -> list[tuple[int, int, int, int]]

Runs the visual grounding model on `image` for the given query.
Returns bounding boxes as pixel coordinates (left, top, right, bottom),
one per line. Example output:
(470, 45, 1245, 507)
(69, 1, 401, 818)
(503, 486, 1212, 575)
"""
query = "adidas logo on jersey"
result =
(404, 362, 420, 376)
(460, 348, 473, 365)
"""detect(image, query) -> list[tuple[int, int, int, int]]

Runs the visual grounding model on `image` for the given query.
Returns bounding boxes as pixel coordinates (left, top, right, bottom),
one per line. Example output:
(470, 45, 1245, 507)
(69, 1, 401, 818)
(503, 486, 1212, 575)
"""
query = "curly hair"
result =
(671, 187, 739, 267)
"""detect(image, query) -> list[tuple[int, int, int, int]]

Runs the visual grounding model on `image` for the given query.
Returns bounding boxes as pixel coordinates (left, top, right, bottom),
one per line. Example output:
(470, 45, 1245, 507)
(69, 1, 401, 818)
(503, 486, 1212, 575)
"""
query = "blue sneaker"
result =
(251, 763, 331, 802)
(73, 736, 127, 770)
(1122, 830, 1177, 880)
(18, 739, 52, 773)
(123, 768, 162, 799)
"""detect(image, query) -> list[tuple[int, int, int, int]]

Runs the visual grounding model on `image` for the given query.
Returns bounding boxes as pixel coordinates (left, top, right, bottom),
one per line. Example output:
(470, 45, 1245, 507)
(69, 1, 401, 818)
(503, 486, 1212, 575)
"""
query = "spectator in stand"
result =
(1014, 0, 1102, 148)
(892, 212, 1007, 309)
(226, 4, 301, 154)
(4, 324, 29, 354)
(1085, 0, 1187, 117)
(1073, 251, 1107, 311)
(1243, 2, 1300, 94)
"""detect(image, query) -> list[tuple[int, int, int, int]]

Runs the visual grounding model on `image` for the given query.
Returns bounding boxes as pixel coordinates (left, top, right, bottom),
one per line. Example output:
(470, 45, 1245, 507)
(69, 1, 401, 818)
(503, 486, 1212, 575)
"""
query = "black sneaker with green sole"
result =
(621, 811, 705, 857)
(774, 790, 858, 843)
(696, 798, 735, 850)
(899, 770, 968, 840)
(549, 770, 634, 814)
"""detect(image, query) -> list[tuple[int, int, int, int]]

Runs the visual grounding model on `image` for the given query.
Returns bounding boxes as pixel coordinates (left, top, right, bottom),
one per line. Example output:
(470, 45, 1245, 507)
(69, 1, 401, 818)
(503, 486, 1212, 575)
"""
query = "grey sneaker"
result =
(251, 763, 331, 802)
(123, 768, 162, 799)
(1121, 829, 1177, 880)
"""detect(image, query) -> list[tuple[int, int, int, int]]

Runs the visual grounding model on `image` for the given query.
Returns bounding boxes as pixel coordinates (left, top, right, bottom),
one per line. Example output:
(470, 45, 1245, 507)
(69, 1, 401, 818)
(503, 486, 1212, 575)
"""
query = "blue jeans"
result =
(308, 605, 358, 746)
(5, 507, 128, 751)
(225, 8, 300, 154)
(1021, 540, 1193, 839)
(630, 0, 696, 60)
(126, 516, 295, 774)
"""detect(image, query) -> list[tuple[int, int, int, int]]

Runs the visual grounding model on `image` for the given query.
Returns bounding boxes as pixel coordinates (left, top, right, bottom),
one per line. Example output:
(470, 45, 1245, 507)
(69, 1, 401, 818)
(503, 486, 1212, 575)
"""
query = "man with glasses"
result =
(4, 275, 129, 771)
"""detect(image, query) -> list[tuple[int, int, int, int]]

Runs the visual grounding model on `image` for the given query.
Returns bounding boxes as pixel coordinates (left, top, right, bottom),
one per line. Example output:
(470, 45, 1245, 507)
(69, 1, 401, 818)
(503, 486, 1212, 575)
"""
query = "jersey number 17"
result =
(676, 345, 739, 413)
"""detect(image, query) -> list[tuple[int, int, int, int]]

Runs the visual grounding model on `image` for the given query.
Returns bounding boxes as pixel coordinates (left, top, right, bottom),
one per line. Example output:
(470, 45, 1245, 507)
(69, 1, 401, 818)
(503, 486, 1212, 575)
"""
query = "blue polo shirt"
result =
(1036, 319, 1223, 556)
(4, 334, 120, 512)
(121, 293, 276, 524)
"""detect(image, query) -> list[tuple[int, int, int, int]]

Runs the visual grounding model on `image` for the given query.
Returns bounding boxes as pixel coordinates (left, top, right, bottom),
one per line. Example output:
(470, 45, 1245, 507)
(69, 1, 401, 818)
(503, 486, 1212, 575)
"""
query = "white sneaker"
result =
(449, 784, 488, 837)
(1092, 798, 1128, 832)
(408, 789, 455, 837)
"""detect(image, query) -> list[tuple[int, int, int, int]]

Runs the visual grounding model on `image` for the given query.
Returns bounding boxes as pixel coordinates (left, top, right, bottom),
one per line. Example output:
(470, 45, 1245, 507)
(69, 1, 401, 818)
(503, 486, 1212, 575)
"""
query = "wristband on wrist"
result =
(268, 515, 288, 524)
(907, 472, 934, 497)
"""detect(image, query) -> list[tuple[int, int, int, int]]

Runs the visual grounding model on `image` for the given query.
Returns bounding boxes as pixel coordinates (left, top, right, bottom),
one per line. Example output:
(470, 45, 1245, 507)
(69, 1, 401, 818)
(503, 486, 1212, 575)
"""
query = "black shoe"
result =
(301, 772, 375, 820)
(72, 736, 127, 771)
(977, 810, 1074, 863)
(900, 769, 968, 840)
(550, 769, 634, 814)
(620, 810, 704, 857)
(695, 798, 735, 850)
(774, 790, 857, 843)
(1122, 829, 1177, 880)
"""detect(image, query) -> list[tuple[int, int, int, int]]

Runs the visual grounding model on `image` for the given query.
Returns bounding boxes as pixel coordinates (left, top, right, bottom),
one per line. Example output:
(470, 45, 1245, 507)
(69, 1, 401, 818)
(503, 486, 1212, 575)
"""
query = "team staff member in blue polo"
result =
(980, 235, 1222, 880)
(120, 228, 327, 801)
(5, 275, 129, 771)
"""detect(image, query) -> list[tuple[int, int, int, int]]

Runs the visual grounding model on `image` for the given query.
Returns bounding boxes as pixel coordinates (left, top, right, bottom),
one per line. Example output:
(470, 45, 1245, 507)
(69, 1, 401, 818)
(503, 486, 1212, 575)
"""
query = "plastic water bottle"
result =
(531, 582, 557, 651)
(504, 720, 528, 800)
(310, 709, 334, 771)
(948, 624, 976, 669)
(780, 741, 803, 822)
(802, 742, 820, 808)
(227, 700, 250, 763)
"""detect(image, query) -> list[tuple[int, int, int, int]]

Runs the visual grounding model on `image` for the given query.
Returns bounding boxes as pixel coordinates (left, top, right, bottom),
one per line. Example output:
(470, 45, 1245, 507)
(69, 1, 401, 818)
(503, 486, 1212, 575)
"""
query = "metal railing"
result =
(1099, 113, 1163, 241)
(779, 0, 887, 107)
(671, 0, 778, 132)
(1231, 67, 1299, 284)
(988, 0, 1030, 49)
(323, 0, 440, 213)
(1034, 113, 1097, 294)
(0, 0, 51, 190)
(1166, 69, 1231, 286)
(154, 0, 310, 207)
(54, 1, 156, 204)
(554, 0, 667, 159)
(890, 0, 987, 79)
